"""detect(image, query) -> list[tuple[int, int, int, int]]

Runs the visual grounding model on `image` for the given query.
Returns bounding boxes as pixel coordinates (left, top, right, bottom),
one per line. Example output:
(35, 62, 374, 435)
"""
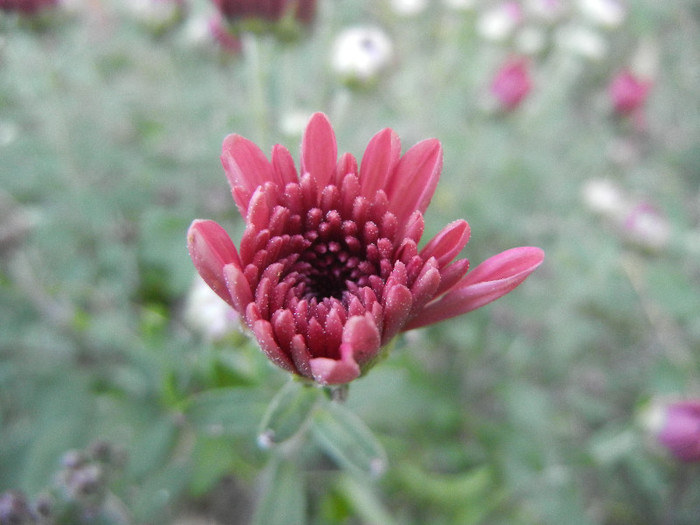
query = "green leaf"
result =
(311, 400, 387, 477)
(258, 380, 321, 448)
(251, 457, 306, 525)
(396, 463, 494, 509)
(127, 414, 179, 479)
(336, 473, 399, 525)
(185, 387, 268, 437)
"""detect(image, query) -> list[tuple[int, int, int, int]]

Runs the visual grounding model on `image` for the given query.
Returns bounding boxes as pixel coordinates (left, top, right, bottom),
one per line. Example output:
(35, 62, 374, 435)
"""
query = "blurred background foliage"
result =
(1, 0, 700, 523)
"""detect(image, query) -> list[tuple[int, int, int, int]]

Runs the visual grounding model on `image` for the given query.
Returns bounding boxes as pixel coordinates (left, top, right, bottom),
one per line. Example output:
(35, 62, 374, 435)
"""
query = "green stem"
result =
(243, 33, 270, 145)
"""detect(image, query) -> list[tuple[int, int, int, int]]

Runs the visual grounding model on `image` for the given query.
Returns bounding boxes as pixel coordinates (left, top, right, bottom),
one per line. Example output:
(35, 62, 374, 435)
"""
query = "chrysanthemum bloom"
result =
(188, 113, 544, 385)
(609, 69, 651, 116)
(647, 400, 700, 462)
(0, 0, 58, 15)
(490, 57, 532, 111)
(212, 0, 316, 27)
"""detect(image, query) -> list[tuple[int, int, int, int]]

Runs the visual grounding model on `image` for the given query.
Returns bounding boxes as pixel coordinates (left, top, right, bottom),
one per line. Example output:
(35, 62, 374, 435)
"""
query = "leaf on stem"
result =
(258, 380, 322, 448)
(311, 400, 388, 477)
(251, 456, 306, 525)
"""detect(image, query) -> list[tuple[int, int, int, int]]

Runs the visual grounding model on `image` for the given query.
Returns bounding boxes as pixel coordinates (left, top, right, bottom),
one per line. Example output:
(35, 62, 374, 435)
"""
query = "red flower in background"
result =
(188, 113, 543, 385)
(609, 69, 652, 116)
(213, 0, 316, 26)
(490, 57, 531, 111)
(655, 401, 700, 462)
(0, 0, 57, 15)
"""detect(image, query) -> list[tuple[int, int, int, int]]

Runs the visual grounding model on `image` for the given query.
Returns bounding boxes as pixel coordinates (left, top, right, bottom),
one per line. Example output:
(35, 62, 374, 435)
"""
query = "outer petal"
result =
(341, 313, 381, 366)
(309, 313, 381, 385)
(252, 319, 296, 373)
(385, 138, 443, 224)
(359, 127, 401, 199)
(419, 219, 470, 268)
(309, 345, 361, 385)
(271, 144, 300, 186)
(221, 134, 275, 216)
(223, 263, 254, 315)
(187, 220, 241, 306)
(405, 247, 544, 330)
(300, 113, 337, 190)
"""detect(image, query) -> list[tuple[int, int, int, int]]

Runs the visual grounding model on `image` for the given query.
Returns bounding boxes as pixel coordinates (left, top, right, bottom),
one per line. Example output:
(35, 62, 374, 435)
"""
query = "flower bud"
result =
(489, 57, 532, 111)
(645, 400, 700, 462)
(609, 69, 652, 116)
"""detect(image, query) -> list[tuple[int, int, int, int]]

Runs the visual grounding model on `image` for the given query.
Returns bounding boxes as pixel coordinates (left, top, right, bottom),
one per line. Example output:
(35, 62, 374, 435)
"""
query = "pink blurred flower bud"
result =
(490, 57, 532, 111)
(0, 0, 58, 16)
(208, 13, 243, 53)
(646, 400, 700, 462)
(212, 0, 316, 26)
(609, 69, 652, 116)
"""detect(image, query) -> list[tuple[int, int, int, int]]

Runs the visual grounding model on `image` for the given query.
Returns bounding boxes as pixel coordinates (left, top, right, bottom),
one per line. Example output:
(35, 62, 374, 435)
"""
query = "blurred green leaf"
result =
(396, 463, 494, 511)
(126, 414, 178, 480)
(185, 387, 268, 437)
(258, 380, 321, 447)
(311, 400, 387, 478)
(336, 473, 399, 525)
(251, 457, 306, 525)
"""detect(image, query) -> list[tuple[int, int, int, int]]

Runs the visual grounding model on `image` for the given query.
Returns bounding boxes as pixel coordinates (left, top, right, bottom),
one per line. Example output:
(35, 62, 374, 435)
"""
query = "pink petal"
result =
(385, 138, 443, 224)
(221, 134, 275, 217)
(290, 334, 312, 378)
(187, 220, 241, 306)
(359, 127, 401, 199)
(252, 319, 296, 373)
(309, 347, 361, 385)
(271, 144, 300, 186)
(342, 313, 381, 366)
(334, 152, 358, 187)
(419, 220, 471, 267)
(222, 263, 253, 314)
(381, 284, 413, 344)
(300, 113, 337, 190)
(405, 246, 544, 329)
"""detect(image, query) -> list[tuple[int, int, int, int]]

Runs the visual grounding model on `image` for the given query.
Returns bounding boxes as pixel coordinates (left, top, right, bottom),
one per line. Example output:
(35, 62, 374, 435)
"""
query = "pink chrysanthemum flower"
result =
(0, 0, 58, 15)
(188, 113, 544, 385)
(213, 0, 316, 26)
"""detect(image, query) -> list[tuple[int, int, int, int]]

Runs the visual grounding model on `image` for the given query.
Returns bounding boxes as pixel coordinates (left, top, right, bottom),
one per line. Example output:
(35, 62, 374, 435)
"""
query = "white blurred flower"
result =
(623, 202, 671, 252)
(0, 120, 18, 148)
(182, 14, 212, 48)
(185, 275, 242, 342)
(280, 110, 312, 138)
(630, 39, 659, 79)
(581, 179, 627, 218)
(124, 0, 185, 33)
(477, 2, 523, 41)
(390, 0, 428, 16)
(331, 26, 394, 85)
(525, 0, 567, 22)
(515, 26, 547, 54)
(442, 0, 475, 10)
(555, 24, 607, 60)
(578, 0, 626, 28)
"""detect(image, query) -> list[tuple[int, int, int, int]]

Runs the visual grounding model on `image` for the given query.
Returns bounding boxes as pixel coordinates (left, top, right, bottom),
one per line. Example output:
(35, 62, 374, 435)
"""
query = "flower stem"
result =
(243, 33, 270, 146)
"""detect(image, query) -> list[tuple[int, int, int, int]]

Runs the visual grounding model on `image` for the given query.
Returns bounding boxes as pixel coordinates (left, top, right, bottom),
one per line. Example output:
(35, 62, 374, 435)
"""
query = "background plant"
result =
(1, 1, 700, 524)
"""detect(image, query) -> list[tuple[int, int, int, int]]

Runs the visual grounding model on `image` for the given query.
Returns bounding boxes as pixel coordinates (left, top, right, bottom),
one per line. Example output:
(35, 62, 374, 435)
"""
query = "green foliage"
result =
(2, 0, 700, 524)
